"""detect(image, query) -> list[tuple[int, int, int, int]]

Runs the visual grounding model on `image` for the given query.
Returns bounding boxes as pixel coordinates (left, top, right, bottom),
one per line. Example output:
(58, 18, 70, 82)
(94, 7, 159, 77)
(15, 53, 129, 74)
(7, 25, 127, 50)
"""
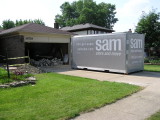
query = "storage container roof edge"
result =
(72, 32, 145, 38)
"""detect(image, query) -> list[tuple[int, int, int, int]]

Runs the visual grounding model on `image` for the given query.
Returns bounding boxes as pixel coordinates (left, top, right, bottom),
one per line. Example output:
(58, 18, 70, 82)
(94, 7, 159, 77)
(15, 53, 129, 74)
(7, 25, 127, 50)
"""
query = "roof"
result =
(61, 23, 114, 32)
(0, 23, 73, 36)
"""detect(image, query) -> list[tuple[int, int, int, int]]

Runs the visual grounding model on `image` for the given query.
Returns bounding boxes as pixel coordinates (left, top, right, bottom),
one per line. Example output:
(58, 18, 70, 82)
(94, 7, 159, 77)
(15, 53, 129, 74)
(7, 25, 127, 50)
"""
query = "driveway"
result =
(52, 67, 160, 120)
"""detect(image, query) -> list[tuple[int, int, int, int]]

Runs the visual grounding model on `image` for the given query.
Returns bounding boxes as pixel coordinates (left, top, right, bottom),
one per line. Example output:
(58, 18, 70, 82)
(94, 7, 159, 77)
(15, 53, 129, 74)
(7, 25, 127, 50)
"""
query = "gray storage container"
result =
(71, 33, 145, 74)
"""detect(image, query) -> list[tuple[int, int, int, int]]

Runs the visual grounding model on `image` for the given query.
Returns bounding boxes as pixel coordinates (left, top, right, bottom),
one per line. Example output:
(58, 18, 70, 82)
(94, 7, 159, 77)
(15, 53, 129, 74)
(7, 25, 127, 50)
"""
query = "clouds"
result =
(114, 0, 152, 32)
(0, 0, 159, 31)
(118, 0, 150, 16)
(0, 0, 80, 27)
(0, 0, 56, 27)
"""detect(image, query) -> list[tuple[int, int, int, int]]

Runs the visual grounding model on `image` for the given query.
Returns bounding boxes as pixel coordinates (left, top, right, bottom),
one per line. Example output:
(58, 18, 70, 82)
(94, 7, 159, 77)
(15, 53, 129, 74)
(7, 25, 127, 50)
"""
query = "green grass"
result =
(0, 73, 141, 120)
(144, 65, 160, 72)
(0, 67, 12, 84)
(0, 67, 32, 84)
(147, 111, 160, 120)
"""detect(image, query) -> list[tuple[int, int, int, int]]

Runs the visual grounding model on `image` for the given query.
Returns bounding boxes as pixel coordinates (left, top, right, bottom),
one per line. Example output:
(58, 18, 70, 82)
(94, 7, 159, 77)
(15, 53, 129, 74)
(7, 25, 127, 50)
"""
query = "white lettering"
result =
(130, 39, 142, 49)
(96, 39, 122, 51)
(96, 40, 101, 51)
(109, 39, 121, 51)
(102, 39, 109, 51)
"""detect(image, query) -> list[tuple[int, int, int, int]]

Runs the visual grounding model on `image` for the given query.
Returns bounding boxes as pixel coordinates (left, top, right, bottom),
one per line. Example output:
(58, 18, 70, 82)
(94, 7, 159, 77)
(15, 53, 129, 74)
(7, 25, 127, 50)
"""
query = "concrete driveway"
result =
(52, 67, 160, 120)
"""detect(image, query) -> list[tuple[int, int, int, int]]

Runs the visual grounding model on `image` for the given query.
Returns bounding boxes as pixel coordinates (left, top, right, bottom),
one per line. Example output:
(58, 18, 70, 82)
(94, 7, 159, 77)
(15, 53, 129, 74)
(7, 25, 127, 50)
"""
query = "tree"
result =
(55, 0, 118, 29)
(2, 19, 45, 29)
(2, 20, 15, 29)
(33, 19, 45, 25)
(15, 19, 45, 26)
(135, 9, 160, 48)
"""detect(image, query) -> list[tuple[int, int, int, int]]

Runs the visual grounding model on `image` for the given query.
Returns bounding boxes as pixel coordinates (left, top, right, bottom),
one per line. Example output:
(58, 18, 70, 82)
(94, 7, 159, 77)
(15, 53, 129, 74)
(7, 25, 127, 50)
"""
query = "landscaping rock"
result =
(27, 77, 36, 81)
(28, 81, 36, 84)
(0, 77, 37, 88)
(0, 84, 10, 88)
(26, 77, 36, 84)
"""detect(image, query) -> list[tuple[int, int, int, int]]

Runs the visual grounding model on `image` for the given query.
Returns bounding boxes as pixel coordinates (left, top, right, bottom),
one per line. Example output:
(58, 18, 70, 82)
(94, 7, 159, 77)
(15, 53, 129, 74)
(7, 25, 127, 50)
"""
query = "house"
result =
(0, 23, 73, 65)
(61, 23, 114, 35)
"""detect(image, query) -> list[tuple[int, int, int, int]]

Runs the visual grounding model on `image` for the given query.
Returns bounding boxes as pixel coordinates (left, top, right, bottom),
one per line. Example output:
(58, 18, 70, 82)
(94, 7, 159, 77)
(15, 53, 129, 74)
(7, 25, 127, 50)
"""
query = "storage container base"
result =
(72, 66, 143, 74)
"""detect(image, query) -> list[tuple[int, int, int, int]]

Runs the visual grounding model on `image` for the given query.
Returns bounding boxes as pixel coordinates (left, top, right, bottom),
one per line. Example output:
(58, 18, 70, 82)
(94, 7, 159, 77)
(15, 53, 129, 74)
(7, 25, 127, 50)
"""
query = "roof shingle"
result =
(0, 23, 73, 36)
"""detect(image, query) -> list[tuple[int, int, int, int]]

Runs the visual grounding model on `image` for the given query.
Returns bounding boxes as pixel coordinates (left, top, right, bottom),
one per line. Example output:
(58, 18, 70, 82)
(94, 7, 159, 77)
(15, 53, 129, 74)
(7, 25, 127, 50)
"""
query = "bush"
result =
(144, 56, 160, 64)
(144, 58, 150, 63)
(149, 59, 160, 64)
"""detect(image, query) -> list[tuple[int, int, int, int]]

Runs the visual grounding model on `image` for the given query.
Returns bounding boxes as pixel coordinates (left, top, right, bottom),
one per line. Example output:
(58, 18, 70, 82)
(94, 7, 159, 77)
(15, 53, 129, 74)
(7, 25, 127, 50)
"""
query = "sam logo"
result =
(130, 39, 142, 49)
(96, 39, 121, 51)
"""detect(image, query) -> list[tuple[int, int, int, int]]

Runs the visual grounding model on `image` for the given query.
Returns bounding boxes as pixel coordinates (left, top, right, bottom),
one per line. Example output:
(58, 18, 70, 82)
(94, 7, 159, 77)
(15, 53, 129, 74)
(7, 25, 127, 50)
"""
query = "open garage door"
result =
(25, 43, 70, 67)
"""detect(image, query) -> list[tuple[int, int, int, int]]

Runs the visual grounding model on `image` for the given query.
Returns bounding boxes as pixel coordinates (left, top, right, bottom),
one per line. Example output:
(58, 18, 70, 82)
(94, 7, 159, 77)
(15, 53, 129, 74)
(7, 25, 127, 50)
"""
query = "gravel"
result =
(30, 58, 63, 67)
(15, 65, 42, 74)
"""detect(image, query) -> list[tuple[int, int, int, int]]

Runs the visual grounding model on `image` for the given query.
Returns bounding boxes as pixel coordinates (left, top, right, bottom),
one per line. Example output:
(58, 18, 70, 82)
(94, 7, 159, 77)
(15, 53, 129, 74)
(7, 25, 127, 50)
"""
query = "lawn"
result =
(0, 73, 141, 120)
(144, 65, 160, 72)
(0, 67, 12, 84)
(147, 111, 160, 120)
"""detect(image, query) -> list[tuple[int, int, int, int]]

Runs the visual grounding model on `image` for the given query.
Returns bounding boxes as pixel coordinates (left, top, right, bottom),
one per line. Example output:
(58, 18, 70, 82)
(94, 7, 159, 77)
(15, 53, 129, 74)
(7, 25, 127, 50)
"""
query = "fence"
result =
(0, 48, 30, 78)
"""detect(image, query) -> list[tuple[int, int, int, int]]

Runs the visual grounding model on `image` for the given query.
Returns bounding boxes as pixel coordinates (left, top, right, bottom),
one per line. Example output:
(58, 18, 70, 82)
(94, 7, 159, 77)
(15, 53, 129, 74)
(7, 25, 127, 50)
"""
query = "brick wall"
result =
(0, 35, 25, 64)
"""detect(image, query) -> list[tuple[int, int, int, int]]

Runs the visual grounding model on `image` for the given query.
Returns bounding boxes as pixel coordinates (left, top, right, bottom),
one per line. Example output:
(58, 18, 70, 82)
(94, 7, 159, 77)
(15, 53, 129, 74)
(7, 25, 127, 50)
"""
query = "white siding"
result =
(73, 30, 88, 35)
(23, 34, 70, 43)
(72, 30, 108, 35)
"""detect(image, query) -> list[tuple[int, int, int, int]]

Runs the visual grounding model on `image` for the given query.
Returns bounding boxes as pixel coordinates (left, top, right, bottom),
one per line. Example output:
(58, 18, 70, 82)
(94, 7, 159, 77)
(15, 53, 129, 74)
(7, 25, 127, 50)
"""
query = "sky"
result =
(0, 0, 160, 32)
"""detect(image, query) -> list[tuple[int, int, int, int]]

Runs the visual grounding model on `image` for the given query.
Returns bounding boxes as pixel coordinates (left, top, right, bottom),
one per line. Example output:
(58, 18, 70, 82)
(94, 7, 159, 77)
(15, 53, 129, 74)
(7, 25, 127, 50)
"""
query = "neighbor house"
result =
(61, 23, 114, 35)
(0, 23, 73, 65)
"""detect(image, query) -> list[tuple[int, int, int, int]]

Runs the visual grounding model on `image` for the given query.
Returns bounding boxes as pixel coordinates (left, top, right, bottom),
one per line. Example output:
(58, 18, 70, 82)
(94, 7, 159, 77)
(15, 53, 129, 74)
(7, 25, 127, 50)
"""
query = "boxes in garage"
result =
(71, 32, 145, 74)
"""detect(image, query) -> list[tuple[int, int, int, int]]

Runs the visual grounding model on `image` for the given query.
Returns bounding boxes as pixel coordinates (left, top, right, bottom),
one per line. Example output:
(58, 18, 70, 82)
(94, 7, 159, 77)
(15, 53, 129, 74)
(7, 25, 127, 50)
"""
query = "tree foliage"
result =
(55, 0, 118, 29)
(1, 19, 45, 29)
(135, 9, 160, 48)
(2, 20, 15, 29)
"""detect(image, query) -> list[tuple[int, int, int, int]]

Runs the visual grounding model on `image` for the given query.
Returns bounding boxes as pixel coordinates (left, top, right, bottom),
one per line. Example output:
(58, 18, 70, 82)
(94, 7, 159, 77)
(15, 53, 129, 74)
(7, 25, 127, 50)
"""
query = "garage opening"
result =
(25, 43, 69, 67)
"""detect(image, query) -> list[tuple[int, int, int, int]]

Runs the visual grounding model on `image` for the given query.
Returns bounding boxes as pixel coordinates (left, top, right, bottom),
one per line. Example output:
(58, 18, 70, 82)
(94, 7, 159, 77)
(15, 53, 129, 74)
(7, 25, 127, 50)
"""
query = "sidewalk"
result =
(56, 70, 160, 120)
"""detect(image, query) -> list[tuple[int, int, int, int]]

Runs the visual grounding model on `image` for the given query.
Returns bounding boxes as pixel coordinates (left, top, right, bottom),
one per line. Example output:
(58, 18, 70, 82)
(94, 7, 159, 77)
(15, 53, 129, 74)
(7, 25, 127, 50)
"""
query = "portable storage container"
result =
(71, 33, 145, 74)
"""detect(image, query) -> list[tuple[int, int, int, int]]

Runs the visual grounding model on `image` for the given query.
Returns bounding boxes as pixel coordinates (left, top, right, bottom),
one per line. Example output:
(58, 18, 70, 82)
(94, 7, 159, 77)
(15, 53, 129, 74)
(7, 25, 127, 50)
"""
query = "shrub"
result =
(144, 56, 160, 64)
(144, 58, 150, 63)
(13, 70, 24, 75)
(149, 59, 160, 64)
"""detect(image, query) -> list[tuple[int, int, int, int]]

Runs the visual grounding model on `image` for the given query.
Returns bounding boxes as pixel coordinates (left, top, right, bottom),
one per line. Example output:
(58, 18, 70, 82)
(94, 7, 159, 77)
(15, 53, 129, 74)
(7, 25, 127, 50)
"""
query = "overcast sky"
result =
(0, 0, 159, 32)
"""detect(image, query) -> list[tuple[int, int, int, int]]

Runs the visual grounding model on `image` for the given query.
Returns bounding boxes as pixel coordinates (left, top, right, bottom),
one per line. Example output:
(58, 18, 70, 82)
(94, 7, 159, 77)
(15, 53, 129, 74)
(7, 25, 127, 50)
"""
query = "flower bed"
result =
(0, 65, 38, 87)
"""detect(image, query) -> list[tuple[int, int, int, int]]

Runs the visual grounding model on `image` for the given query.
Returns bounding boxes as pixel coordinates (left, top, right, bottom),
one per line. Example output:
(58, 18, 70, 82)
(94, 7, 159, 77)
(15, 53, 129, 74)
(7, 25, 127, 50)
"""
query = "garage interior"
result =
(25, 43, 69, 66)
